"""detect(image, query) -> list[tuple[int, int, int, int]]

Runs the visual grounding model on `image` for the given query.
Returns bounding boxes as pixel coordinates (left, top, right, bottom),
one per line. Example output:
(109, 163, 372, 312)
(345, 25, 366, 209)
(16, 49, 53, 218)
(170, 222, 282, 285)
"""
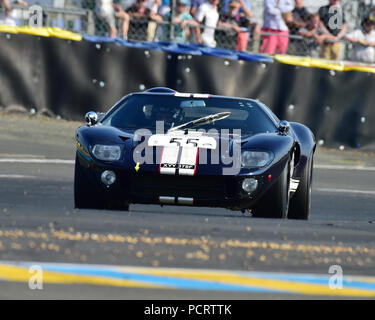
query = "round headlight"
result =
(241, 151, 273, 168)
(242, 178, 258, 193)
(92, 145, 121, 161)
(101, 170, 116, 186)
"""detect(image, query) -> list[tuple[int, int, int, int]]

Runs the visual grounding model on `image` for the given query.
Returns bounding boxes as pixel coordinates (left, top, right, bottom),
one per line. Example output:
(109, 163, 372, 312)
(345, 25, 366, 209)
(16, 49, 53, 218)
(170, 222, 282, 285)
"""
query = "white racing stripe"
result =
(314, 188, 375, 196)
(0, 159, 74, 164)
(314, 164, 375, 171)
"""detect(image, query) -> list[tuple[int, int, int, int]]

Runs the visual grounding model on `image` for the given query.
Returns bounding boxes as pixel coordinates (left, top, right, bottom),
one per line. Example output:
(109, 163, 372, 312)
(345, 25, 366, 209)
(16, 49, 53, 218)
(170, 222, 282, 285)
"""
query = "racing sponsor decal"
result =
(159, 146, 180, 175)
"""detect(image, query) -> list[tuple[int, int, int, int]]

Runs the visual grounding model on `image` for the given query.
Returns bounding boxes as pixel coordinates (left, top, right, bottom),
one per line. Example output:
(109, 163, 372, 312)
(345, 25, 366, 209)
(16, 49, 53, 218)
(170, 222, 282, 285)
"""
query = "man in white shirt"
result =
(96, 0, 131, 39)
(195, 0, 220, 47)
(345, 17, 375, 64)
(260, 0, 294, 54)
(0, 0, 28, 26)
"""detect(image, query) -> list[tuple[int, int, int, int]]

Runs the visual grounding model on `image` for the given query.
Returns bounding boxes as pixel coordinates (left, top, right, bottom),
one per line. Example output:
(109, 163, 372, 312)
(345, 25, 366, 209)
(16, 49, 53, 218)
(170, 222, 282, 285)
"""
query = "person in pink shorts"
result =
(260, 0, 294, 54)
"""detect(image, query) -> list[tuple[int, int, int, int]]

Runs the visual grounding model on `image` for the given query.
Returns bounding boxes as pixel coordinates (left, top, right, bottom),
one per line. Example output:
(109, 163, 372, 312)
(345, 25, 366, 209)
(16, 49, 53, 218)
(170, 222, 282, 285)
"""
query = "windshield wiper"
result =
(168, 112, 231, 133)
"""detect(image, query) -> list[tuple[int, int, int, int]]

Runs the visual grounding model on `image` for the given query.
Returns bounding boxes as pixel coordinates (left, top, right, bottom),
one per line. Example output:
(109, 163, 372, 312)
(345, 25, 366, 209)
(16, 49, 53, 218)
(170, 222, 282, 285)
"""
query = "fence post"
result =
(169, 0, 176, 42)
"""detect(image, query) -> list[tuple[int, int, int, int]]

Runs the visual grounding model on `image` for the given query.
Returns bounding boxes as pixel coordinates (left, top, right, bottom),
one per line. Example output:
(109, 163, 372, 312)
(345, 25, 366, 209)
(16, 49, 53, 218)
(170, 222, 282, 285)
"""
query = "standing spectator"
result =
(318, 0, 347, 61)
(145, 0, 162, 41)
(0, 0, 28, 26)
(188, 0, 206, 43)
(96, 0, 130, 39)
(221, 0, 251, 17)
(219, 0, 255, 51)
(126, 0, 162, 41)
(344, 17, 375, 64)
(161, 0, 198, 43)
(367, 5, 375, 24)
(158, 0, 170, 17)
(220, 0, 261, 52)
(190, 0, 206, 18)
(0, 0, 15, 26)
(289, 0, 310, 34)
(195, 0, 220, 47)
(288, 0, 311, 55)
(298, 13, 330, 57)
(260, 0, 294, 55)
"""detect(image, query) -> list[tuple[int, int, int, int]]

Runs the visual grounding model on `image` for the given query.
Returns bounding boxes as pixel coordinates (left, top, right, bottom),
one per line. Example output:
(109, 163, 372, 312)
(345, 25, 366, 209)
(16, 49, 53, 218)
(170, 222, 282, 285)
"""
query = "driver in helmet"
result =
(142, 104, 184, 129)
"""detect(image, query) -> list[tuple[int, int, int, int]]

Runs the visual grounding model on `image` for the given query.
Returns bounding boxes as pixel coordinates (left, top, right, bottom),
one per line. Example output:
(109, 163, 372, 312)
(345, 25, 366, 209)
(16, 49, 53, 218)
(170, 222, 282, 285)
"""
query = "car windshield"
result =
(101, 94, 277, 135)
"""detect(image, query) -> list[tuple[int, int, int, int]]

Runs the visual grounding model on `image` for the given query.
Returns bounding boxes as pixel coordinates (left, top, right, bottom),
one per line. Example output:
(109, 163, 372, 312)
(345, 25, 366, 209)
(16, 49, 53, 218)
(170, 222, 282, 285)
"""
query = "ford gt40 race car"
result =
(75, 87, 316, 219)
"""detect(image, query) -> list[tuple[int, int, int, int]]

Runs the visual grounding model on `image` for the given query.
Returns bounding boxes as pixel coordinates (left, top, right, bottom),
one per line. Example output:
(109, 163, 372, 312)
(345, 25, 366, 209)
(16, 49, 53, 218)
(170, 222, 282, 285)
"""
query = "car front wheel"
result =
(288, 156, 313, 220)
(252, 158, 290, 219)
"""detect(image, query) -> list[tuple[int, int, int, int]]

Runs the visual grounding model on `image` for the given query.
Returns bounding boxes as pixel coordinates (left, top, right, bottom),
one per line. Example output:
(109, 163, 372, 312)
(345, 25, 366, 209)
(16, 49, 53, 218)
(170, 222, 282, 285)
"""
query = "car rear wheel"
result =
(288, 156, 313, 220)
(252, 158, 290, 219)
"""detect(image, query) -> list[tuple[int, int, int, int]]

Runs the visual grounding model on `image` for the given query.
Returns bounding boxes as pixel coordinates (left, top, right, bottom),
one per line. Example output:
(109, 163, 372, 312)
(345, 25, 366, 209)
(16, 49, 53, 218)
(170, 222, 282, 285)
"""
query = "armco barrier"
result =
(0, 32, 374, 150)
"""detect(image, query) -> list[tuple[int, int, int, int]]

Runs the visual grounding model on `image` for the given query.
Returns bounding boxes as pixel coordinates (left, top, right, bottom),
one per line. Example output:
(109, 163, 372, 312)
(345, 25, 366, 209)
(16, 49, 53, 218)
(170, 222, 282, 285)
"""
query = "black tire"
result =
(74, 154, 129, 211)
(288, 156, 313, 220)
(252, 159, 290, 219)
(74, 154, 102, 209)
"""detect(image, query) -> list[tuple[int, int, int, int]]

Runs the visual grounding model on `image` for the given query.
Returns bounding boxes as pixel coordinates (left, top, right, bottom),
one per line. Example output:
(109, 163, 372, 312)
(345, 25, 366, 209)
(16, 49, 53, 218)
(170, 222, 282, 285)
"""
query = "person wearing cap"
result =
(369, 5, 375, 21)
(161, 0, 198, 43)
(260, 0, 294, 55)
(344, 17, 375, 64)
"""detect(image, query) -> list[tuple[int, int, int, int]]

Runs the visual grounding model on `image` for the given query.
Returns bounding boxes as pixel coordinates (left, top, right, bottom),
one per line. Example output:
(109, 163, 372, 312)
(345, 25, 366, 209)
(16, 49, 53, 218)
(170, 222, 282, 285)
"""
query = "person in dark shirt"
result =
(126, 0, 162, 41)
(219, 0, 260, 51)
(126, 0, 151, 18)
(298, 13, 331, 57)
(287, 0, 311, 55)
(318, 0, 347, 60)
(289, 0, 310, 35)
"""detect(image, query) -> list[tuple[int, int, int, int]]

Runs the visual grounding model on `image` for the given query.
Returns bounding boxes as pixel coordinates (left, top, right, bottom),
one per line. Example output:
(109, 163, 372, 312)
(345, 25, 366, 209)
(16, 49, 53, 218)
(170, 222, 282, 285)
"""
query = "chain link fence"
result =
(2, 0, 375, 61)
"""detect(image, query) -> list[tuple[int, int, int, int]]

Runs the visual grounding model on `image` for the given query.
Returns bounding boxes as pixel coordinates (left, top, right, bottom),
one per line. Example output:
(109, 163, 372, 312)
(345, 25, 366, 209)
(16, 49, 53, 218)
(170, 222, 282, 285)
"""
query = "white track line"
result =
(314, 164, 375, 171)
(0, 159, 375, 172)
(0, 159, 74, 164)
(0, 174, 36, 179)
(315, 188, 375, 196)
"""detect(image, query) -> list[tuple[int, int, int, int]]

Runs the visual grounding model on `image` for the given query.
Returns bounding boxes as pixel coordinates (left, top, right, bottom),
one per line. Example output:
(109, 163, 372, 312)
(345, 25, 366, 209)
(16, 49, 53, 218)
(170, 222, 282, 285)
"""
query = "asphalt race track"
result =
(0, 114, 375, 299)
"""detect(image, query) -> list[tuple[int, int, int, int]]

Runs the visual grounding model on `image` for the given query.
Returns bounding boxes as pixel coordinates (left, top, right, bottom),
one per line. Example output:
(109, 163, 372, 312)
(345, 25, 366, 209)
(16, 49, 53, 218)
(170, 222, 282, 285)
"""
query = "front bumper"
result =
(81, 160, 283, 210)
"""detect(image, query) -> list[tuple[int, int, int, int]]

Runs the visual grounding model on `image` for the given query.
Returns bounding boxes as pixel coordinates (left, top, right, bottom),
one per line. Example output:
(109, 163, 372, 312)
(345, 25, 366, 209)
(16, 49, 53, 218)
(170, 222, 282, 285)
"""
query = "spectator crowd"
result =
(2, 0, 375, 63)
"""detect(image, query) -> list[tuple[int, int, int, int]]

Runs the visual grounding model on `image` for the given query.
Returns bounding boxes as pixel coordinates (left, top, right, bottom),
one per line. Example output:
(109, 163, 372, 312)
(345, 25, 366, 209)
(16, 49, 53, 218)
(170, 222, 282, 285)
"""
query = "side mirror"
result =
(85, 111, 98, 126)
(278, 120, 290, 135)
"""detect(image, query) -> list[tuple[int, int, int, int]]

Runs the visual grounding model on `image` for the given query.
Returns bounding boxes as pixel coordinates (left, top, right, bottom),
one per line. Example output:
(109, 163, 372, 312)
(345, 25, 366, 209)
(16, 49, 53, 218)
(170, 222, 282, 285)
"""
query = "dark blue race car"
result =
(75, 87, 316, 219)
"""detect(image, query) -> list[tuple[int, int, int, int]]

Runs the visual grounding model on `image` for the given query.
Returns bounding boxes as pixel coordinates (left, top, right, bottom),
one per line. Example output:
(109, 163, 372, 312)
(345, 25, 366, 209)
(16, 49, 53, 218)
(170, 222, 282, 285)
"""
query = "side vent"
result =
(119, 136, 130, 142)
